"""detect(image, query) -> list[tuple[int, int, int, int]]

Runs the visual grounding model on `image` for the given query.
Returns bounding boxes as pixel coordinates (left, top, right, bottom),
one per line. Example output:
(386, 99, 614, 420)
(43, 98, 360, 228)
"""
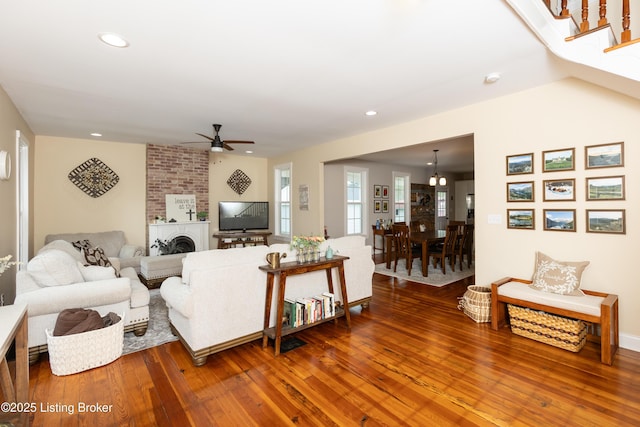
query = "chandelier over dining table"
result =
(429, 149, 447, 186)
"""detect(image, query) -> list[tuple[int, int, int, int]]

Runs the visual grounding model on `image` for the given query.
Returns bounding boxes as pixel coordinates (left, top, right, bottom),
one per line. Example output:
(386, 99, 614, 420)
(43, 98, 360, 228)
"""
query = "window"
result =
(345, 168, 367, 235)
(274, 163, 291, 237)
(393, 173, 409, 223)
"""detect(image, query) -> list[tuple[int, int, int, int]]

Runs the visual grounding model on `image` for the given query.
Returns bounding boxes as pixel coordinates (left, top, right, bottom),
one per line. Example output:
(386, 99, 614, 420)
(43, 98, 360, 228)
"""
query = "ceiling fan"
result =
(183, 124, 255, 152)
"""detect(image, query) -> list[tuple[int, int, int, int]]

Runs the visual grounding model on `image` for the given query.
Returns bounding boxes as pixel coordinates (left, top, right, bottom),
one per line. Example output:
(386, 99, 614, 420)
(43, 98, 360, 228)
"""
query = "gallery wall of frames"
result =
(505, 142, 625, 234)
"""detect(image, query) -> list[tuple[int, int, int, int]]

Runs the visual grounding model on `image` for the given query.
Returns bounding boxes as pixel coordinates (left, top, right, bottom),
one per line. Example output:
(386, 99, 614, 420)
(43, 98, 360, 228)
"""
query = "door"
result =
(435, 189, 448, 230)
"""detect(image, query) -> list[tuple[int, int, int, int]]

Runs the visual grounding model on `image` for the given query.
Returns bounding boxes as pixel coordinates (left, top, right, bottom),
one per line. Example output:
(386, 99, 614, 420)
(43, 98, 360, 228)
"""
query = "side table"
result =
(0, 303, 29, 427)
(259, 255, 351, 356)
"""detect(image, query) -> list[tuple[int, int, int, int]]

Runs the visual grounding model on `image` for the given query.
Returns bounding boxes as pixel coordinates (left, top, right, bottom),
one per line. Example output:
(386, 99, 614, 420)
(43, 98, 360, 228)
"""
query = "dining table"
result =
(385, 229, 446, 276)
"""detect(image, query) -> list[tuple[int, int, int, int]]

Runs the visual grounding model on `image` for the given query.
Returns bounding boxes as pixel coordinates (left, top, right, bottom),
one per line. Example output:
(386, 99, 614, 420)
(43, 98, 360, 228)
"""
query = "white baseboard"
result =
(620, 333, 640, 353)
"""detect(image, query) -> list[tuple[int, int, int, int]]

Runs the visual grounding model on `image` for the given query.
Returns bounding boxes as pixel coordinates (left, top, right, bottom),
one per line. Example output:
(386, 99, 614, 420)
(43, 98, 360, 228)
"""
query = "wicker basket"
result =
(458, 285, 492, 323)
(508, 305, 586, 352)
(45, 313, 125, 376)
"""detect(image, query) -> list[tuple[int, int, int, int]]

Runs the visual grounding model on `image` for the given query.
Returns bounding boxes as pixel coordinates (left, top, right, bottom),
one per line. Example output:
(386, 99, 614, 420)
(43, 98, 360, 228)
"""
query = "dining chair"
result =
(455, 223, 474, 270)
(429, 224, 458, 274)
(392, 223, 421, 275)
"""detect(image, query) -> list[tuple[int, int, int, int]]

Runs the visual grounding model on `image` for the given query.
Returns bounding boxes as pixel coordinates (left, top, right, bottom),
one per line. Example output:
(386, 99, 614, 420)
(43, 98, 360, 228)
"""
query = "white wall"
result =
(270, 78, 640, 348)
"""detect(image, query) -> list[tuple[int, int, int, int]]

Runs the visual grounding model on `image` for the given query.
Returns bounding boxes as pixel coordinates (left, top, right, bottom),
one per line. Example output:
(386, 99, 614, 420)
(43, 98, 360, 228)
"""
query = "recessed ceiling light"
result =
(365, 110, 377, 116)
(98, 32, 130, 48)
(245, 150, 253, 154)
(90, 133, 102, 137)
(485, 72, 501, 84)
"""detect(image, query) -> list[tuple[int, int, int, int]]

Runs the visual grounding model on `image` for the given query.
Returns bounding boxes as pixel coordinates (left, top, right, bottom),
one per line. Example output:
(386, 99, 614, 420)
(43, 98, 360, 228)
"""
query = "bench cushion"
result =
(498, 281, 603, 317)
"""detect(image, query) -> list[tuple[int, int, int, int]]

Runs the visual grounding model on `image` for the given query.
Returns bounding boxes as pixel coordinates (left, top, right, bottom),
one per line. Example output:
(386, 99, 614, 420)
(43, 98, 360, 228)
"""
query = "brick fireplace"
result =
(146, 144, 210, 251)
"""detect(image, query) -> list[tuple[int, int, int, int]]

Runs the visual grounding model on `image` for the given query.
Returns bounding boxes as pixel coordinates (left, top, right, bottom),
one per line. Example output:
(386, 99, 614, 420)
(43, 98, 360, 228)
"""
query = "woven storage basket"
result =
(45, 313, 124, 376)
(508, 305, 586, 352)
(458, 285, 492, 323)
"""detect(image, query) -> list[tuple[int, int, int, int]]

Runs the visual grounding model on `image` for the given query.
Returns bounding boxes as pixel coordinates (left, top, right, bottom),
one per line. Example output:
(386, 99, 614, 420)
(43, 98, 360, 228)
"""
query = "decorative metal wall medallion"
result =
(68, 157, 119, 198)
(227, 169, 251, 195)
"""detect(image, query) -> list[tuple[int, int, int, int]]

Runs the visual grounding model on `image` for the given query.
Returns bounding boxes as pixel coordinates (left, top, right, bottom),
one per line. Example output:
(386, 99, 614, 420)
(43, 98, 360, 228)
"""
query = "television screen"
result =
(219, 201, 269, 231)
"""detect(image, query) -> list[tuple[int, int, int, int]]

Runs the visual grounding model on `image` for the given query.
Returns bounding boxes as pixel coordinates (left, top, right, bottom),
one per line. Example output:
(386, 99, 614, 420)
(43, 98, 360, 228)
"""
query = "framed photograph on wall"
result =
(382, 185, 389, 199)
(506, 153, 533, 175)
(374, 185, 382, 198)
(585, 142, 624, 169)
(543, 209, 576, 232)
(543, 148, 575, 172)
(507, 181, 534, 202)
(586, 176, 625, 201)
(374, 200, 382, 213)
(507, 209, 535, 230)
(382, 200, 389, 213)
(543, 178, 575, 201)
(586, 209, 625, 234)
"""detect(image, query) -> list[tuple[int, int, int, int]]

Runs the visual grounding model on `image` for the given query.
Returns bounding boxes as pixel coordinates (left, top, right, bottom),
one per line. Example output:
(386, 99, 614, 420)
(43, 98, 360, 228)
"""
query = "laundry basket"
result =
(458, 285, 492, 323)
(45, 313, 124, 376)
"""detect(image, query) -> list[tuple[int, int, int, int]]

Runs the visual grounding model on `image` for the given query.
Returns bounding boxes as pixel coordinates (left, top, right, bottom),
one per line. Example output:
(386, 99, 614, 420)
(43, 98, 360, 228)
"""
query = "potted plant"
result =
(151, 239, 184, 255)
(197, 211, 208, 221)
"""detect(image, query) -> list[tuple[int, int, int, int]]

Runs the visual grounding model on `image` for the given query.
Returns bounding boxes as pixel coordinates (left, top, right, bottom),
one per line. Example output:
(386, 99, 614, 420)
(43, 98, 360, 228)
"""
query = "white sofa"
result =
(160, 235, 374, 366)
(15, 240, 150, 363)
(44, 230, 145, 273)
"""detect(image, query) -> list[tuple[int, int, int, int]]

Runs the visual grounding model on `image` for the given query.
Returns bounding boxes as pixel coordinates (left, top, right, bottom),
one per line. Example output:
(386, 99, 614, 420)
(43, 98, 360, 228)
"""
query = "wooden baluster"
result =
(580, 0, 590, 32)
(621, 0, 631, 42)
(598, 0, 608, 27)
(560, 0, 570, 17)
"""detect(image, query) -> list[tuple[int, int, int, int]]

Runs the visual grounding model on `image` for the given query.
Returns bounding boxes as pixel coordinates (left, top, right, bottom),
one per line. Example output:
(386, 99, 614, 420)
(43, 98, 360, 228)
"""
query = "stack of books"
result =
(283, 292, 336, 328)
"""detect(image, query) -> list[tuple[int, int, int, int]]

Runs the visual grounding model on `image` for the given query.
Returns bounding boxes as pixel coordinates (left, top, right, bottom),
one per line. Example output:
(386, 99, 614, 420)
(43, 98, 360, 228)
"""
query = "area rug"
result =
(123, 288, 178, 354)
(375, 258, 474, 287)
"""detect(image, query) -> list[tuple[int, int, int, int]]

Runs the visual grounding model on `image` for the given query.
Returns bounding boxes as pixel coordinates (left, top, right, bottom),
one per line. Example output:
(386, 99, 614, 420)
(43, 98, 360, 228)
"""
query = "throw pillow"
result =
(83, 246, 113, 269)
(530, 251, 589, 296)
(77, 261, 117, 281)
(27, 249, 84, 287)
(72, 239, 92, 253)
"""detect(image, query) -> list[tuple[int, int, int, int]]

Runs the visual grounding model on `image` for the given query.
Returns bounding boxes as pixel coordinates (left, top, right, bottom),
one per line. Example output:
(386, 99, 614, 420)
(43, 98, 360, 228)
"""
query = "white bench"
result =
(491, 277, 619, 365)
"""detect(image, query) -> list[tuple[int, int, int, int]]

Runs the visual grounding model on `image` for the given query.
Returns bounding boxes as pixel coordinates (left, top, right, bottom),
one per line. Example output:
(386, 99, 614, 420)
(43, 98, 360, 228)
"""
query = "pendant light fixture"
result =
(429, 149, 447, 186)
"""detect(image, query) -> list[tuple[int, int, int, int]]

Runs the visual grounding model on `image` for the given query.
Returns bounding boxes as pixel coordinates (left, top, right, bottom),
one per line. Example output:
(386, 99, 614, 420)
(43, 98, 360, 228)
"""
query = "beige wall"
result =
(209, 152, 268, 248)
(270, 78, 640, 345)
(33, 136, 147, 252)
(0, 86, 34, 303)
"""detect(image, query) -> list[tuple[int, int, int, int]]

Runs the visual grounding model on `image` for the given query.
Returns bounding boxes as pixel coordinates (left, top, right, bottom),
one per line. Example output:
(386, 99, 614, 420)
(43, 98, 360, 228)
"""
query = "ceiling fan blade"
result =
(223, 140, 255, 144)
(195, 132, 215, 141)
(223, 143, 235, 151)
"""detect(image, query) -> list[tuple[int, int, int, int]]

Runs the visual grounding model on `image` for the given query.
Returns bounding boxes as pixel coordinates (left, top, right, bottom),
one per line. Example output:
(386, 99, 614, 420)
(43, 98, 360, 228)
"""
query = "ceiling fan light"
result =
(210, 146, 223, 153)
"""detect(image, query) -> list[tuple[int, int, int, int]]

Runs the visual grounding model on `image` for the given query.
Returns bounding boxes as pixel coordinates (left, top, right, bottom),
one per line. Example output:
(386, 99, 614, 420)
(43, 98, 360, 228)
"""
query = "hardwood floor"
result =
(10, 257, 640, 426)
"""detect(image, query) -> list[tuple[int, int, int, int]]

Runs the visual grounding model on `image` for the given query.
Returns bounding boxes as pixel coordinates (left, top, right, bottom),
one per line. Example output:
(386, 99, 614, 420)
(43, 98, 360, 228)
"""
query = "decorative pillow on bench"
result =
(530, 251, 589, 296)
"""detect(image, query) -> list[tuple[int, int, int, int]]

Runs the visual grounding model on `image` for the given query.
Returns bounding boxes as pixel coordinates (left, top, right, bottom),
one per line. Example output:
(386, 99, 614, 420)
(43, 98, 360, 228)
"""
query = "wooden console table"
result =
(213, 231, 272, 249)
(0, 304, 29, 427)
(259, 255, 351, 356)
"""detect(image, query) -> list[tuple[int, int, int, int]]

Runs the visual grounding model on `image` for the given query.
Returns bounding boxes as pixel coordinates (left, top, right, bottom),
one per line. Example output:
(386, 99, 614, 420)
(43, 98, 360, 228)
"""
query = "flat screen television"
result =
(218, 201, 269, 232)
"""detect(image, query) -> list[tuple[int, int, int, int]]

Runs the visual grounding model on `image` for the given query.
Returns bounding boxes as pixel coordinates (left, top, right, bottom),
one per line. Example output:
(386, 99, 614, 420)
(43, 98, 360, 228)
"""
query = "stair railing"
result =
(545, 0, 634, 45)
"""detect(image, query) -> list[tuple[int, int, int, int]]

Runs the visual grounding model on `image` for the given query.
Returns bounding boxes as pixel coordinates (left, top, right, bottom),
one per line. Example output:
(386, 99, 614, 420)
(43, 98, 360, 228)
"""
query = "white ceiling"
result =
(0, 0, 570, 169)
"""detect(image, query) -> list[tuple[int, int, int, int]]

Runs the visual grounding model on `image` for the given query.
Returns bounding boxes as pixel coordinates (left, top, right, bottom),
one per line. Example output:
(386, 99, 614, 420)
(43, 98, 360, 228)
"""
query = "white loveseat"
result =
(15, 240, 150, 363)
(160, 236, 374, 366)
